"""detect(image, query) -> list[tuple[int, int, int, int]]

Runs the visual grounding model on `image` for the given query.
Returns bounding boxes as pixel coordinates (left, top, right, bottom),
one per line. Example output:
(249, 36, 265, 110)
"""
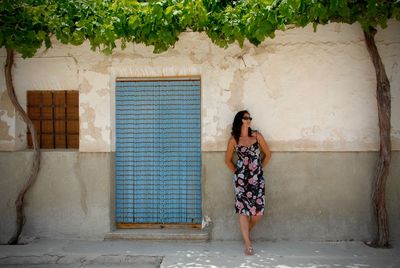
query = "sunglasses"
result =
(242, 116, 252, 121)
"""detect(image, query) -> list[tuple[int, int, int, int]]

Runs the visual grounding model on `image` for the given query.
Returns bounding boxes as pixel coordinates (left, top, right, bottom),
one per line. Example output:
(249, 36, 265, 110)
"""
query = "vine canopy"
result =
(0, 0, 399, 58)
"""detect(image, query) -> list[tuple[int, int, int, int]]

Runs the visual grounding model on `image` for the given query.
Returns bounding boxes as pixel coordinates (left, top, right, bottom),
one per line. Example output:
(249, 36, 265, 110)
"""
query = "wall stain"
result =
(80, 78, 92, 94)
(301, 126, 322, 138)
(92, 57, 111, 74)
(0, 91, 15, 118)
(389, 61, 398, 82)
(80, 103, 108, 150)
(112, 50, 147, 61)
(203, 136, 230, 151)
(96, 87, 109, 97)
(0, 112, 13, 141)
(253, 44, 277, 55)
(0, 91, 14, 142)
(220, 60, 230, 70)
(79, 177, 88, 216)
(72, 154, 88, 216)
(189, 51, 206, 65)
(226, 69, 245, 112)
(205, 54, 252, 151)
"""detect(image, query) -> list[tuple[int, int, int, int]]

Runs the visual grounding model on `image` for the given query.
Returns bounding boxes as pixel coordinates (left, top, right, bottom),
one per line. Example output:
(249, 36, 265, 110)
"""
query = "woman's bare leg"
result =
(239, 215, 253, 254)
(239, 215, 251, 245)
(249, 215, 263, 232)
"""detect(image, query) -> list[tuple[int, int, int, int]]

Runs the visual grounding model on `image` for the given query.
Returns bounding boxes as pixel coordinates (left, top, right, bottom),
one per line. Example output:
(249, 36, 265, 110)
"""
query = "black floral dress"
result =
(234, 141, 265, 216)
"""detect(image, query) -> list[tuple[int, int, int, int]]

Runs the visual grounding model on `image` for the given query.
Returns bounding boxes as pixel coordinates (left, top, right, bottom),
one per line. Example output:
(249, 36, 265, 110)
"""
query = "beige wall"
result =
(1, 21, 399, 152)
(1, 21, 399, 243)
(0, 151, 112, 243)
(202, 151, 400, 241)
(1, 151, 399, 243)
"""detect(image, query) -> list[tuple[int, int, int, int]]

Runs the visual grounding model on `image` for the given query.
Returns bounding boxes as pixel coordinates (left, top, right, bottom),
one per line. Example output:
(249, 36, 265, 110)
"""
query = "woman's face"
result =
(242, 113, 252, 127)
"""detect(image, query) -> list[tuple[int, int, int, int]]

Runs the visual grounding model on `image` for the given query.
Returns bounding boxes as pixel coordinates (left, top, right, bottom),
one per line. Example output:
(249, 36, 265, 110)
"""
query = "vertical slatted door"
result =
(115, 79, 202, 227)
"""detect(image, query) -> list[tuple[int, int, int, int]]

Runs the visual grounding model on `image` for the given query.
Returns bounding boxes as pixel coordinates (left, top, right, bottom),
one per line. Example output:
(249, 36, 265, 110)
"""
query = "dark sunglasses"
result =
(242, 116, 252, 121)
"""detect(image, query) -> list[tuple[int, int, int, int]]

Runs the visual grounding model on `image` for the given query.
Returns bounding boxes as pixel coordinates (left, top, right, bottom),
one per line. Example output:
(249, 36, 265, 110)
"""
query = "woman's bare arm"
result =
(257, 132, 271, 168)
(225, 136, 237, 173)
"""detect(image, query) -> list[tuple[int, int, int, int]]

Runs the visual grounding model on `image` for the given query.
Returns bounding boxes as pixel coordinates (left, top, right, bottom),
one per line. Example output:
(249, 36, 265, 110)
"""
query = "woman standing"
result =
(225, 110, 271, 256)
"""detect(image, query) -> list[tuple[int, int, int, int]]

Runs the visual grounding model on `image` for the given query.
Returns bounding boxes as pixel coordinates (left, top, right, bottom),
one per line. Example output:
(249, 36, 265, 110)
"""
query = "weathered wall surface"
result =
(0, 21, 399, 152)
(203, 151, 400, 242)
(0, 151, 398, 243)
(0, 21, 399, 243)
(0, 152, 112, 243)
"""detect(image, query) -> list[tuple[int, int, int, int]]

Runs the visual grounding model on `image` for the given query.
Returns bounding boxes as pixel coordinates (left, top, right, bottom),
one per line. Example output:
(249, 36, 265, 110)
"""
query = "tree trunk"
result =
(363, 28, 391, 248)
(5, 48, 41, 245)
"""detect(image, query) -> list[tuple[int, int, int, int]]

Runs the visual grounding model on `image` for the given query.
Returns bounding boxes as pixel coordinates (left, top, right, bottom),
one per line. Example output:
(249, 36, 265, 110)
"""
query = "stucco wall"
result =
(203, 151, 400, 242)
(0, 151, 398, 243)
(0, 151, 112, 243)
(1, 21, 399, 243)
(0, 21, 399, 152)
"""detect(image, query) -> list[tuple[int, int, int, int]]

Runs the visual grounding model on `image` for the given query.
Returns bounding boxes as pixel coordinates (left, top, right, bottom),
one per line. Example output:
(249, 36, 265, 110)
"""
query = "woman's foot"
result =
(244, 245, 254, 256)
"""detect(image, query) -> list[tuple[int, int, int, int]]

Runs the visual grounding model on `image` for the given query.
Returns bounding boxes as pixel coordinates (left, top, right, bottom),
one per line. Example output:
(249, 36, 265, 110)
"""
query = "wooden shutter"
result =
(27, 90, 79, 149)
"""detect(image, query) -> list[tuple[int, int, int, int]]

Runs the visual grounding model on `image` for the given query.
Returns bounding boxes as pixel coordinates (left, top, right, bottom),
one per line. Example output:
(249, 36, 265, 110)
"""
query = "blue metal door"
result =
(115, 79, 201, 225)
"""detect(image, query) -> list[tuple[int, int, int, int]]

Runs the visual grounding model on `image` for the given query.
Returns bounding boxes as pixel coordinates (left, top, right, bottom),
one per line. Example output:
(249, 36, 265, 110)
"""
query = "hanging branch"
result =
(5, 48, 41, 245)
(363, 28, 391, 248)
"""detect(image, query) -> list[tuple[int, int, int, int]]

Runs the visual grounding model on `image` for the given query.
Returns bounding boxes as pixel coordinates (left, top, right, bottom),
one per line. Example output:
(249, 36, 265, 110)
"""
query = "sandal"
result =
(244, 245, 254, 256)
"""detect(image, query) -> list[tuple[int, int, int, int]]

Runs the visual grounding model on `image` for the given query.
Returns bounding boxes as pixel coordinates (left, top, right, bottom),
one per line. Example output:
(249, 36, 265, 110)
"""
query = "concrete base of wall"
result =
(0, 151, 113, 243)
(202, 151, 400, 242)
(0, 151, 399, 243)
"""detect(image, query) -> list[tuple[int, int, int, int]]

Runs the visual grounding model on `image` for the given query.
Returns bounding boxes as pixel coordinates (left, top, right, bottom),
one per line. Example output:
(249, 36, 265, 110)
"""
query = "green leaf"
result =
(37, 30, 46, 40)
(71, 30, 85, 45)
(165, 6, 173, 15)
(393, 6, 400, 20)
(0, 0, 396, 57)
(260, 20, 273, 36)
(121, 38, 127, 49)
(44, 35, 51, 48)
(128, 15, 140, 29)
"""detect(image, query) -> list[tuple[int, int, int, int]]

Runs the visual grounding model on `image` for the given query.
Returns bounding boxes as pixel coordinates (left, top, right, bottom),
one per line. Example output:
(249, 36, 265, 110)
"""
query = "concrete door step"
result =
(104, 229, 209, 241)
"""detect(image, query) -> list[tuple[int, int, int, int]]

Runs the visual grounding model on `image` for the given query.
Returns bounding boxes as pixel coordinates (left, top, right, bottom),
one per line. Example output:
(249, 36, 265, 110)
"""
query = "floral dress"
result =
(234, 141, 265, 216)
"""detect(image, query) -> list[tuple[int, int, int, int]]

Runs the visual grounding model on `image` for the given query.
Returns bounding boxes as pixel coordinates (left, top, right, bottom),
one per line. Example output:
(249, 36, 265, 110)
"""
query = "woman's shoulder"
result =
(228, 136, 237, 145)
(251, 130, 264, 139)
(251, 130, 259, 137)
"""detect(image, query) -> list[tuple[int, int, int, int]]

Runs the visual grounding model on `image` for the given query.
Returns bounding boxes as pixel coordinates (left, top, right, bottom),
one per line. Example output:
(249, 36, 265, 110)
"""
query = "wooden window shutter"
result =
(27, 90, 79, 149)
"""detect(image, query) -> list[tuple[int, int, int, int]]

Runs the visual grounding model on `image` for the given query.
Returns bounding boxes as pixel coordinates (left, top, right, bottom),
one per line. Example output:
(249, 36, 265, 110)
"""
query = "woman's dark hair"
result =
(231, 110, 252, 143)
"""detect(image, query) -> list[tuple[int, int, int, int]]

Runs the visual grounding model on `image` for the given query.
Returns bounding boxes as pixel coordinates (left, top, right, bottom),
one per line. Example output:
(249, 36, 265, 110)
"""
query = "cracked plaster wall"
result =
(0, 56, 15, 151)
(0, 151, 111, 242)
(0, 21, 399, 152)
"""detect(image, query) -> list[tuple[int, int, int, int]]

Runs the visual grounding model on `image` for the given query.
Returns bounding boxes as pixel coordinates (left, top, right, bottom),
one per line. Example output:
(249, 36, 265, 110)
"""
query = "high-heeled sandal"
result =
(244, 245, 254, 256)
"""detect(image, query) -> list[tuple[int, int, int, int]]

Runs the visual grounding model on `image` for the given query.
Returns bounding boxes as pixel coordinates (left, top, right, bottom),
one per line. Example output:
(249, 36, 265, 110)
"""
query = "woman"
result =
(225, 110, 271, 256)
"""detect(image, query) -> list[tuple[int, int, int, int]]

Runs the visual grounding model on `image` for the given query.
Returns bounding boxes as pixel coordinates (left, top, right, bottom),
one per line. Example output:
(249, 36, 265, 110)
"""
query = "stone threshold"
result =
(104, 228, 209, 241)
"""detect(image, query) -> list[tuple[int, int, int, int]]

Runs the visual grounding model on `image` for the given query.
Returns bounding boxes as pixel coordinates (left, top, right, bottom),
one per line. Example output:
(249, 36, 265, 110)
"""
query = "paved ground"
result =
(0, 238, 399, 268)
